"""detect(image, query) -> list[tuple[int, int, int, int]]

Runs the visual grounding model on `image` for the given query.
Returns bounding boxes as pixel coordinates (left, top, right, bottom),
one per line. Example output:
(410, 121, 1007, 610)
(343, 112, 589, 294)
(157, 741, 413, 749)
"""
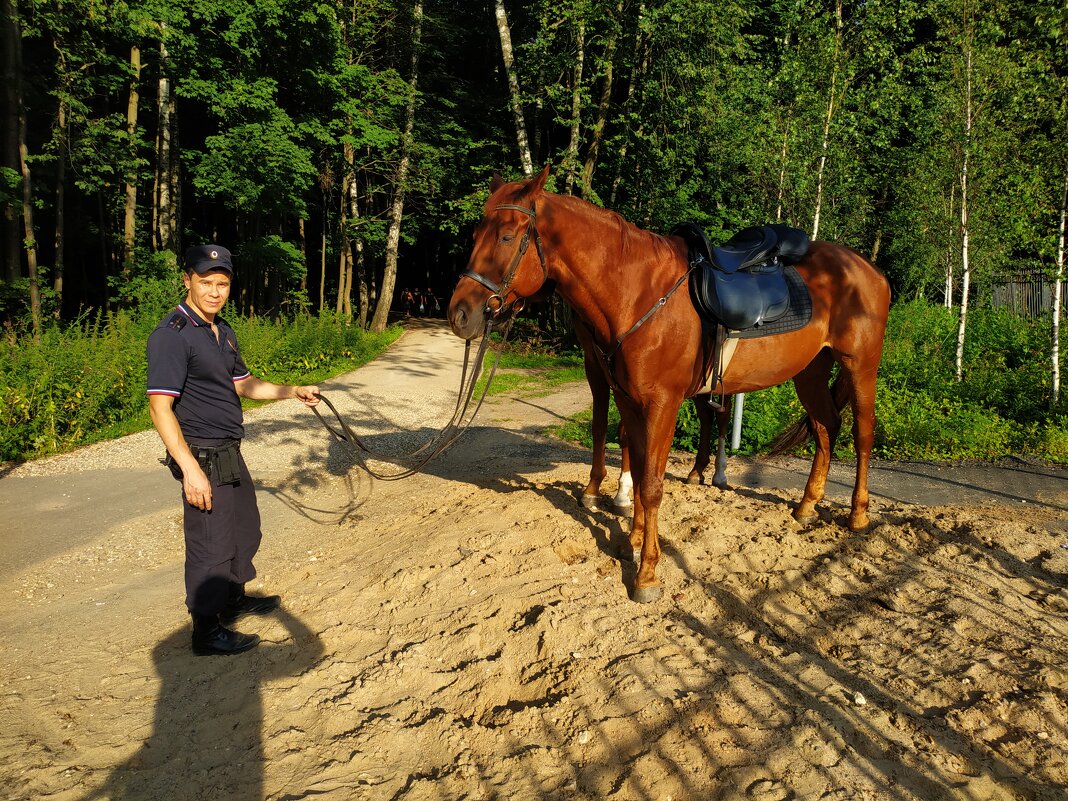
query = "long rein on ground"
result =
(309, 319, 513, 481)
(308, 199, 688, 480)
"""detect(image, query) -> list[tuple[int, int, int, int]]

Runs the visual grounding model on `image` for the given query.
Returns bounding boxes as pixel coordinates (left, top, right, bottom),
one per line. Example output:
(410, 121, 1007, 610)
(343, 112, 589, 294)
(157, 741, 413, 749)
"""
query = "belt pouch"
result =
(211, 441, 242, 485)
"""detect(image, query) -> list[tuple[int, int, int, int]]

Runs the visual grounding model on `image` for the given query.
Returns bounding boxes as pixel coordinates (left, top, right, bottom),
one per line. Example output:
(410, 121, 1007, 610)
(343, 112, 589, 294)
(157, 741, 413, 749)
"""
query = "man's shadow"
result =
(83, 607, 323, 801)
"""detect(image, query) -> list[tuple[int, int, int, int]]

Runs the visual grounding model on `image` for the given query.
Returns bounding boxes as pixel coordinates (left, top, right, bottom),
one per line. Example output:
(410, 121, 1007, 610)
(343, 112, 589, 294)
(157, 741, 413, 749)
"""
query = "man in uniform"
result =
(147, 244, 321, 656)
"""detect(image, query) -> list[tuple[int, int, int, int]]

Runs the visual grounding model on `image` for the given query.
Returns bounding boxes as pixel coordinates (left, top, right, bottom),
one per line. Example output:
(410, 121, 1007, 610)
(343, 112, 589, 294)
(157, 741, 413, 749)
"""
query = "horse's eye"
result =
(500, 234, 515, 244)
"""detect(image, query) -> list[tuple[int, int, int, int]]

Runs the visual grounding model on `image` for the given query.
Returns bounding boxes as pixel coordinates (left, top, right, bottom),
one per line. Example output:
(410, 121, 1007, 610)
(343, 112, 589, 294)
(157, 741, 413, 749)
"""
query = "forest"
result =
(1, 0, 1064, 328)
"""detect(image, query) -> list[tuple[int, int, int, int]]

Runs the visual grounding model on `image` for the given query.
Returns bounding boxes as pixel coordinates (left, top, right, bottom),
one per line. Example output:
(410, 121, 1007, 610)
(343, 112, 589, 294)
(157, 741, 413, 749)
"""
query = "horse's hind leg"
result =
(712, 397, 731, 488)
(843, 360, 879, 531)
(686, 396, 731, 489)
(686, 398, 713, 485)
(792, 350, 840, 526)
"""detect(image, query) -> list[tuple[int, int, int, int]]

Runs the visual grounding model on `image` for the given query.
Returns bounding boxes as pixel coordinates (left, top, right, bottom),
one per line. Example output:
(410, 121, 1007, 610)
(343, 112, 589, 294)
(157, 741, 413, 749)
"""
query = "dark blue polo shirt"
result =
(146, 303, 251, 440)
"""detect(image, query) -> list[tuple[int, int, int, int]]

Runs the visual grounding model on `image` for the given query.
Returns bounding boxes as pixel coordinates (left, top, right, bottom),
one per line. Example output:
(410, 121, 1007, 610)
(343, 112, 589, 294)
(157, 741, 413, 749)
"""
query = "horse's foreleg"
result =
(625, 404, 677, 604)
(792, 351, 839, 525)
(612, 422, 633, 511)
(580, 351, 611, 510)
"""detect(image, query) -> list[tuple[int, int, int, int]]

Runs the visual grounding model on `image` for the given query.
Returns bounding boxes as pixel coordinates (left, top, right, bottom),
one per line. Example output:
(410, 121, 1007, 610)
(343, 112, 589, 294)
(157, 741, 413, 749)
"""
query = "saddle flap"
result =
(690, 267, 791, 330)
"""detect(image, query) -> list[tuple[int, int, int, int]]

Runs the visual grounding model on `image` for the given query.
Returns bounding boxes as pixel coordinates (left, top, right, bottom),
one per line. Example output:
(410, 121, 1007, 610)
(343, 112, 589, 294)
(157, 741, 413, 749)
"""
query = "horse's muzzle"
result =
(448, 299, 483, 340)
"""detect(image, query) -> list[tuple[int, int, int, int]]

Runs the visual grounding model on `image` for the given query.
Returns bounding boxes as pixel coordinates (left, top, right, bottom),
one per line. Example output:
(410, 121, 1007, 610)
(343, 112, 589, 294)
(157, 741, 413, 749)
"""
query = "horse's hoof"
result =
(686, 473, 703, 486)
(580, 494, 599, 510)
(792, 509, 819, 526)
(848, 514, 875, 532)
(711, 479, 730, 490)
(612, 500, 633, 515)
(632, 585, 663, 604)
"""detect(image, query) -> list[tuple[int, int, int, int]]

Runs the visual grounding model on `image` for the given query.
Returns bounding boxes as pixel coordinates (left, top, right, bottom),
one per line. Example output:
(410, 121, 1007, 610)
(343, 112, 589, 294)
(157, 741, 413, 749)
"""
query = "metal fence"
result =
(991, 272, 1065, 318)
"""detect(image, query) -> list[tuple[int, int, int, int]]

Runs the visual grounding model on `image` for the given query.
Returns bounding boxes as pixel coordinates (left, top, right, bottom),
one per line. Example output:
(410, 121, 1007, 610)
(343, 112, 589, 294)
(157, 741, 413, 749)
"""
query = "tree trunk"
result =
(354, 235, 369, 328)
(944, 181, 956, 307)
(319, 212, 327, 314)
(494, 0, 533, 177)
(580, 8, 618, 195)
(370, 1, 422, 333)
(298, 216, 308, 310)
(1, 0, 22, 283)
(54, 88, 67, 317)
(153, 36, 177, 254)
(811, 0, 843, 240)
(563, 19, 585, 195)
(1053, 161, 1067, 406)
(954, 36, 973, 383)
(14, 14, 40, 338)
(335, 180, 350, 317)
(123, 45, 141, 280)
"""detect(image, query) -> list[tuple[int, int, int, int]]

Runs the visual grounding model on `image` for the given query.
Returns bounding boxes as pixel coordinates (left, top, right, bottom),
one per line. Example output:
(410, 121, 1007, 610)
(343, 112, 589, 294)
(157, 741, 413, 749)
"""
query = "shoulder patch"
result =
(165, 313, 188, 331)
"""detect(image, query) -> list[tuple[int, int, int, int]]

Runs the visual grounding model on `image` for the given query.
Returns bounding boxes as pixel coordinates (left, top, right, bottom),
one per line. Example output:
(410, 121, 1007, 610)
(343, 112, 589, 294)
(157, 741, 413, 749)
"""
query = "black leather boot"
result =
(191, 613, 260, 656)
(219, 582, 281, 625)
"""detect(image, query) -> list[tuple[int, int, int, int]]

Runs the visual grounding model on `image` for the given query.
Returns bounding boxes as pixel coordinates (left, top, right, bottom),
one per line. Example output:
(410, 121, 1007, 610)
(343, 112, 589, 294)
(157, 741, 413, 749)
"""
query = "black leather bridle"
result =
(460, 202, 547, 321)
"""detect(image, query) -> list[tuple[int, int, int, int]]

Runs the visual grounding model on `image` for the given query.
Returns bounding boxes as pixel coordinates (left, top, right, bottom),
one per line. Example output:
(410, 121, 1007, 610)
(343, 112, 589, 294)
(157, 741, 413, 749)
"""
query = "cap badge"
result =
(210, 250, 219, 259)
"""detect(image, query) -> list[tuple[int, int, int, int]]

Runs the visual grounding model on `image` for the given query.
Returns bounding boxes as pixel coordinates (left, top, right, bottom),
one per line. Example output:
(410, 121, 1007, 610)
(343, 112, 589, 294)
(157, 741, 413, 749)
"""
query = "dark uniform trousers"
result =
(182, 446, 262, 617)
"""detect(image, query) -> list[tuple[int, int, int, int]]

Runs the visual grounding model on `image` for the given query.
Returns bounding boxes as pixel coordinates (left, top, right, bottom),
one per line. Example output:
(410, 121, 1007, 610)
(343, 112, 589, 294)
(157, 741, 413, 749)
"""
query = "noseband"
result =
(461, 202, 547, 320)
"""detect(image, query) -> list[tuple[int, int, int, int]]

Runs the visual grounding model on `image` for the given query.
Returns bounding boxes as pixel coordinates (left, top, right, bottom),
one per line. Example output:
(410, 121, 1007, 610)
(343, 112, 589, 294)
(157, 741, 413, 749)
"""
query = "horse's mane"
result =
(540, 190, 678, 263)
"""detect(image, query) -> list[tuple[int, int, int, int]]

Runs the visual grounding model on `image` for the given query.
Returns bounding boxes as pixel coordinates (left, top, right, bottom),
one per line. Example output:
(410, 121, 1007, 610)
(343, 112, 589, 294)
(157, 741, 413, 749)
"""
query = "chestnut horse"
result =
(449, 167, 890, 602)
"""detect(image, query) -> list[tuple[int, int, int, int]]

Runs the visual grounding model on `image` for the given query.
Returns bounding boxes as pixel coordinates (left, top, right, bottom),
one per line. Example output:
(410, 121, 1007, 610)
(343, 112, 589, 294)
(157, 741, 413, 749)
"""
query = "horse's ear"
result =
(490, 172, 506, 193)
(531, 164, 551, 194)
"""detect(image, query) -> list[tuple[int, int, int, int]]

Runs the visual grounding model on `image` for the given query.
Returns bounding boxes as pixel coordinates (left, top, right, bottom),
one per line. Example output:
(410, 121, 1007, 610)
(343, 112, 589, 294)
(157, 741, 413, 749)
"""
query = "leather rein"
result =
(310, 321, 512, 480)
(305, 202, 543, 480)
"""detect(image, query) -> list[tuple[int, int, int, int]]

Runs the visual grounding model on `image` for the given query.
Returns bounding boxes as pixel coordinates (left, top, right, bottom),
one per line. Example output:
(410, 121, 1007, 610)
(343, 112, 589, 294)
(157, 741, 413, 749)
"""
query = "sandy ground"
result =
(1, 319, 1066, 801)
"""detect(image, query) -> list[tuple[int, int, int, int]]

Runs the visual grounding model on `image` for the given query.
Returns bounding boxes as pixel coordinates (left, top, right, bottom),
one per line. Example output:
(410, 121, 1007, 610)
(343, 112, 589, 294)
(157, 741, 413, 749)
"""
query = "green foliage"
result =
(108, 251, 185, 318)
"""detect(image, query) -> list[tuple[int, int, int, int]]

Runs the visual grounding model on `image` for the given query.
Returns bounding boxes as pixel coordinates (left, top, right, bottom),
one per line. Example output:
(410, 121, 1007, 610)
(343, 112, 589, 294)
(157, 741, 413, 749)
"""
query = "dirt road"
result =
(1, 320, 1066, 801)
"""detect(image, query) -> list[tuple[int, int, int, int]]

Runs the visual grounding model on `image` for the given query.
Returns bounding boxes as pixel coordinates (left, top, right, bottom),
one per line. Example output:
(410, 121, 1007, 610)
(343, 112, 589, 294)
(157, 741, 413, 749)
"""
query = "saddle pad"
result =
(728, 266, 812, 340)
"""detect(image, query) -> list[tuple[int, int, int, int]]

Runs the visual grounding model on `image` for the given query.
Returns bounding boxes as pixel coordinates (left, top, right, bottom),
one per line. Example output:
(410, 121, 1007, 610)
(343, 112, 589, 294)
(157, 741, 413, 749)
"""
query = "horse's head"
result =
(448, 166, 551, 340)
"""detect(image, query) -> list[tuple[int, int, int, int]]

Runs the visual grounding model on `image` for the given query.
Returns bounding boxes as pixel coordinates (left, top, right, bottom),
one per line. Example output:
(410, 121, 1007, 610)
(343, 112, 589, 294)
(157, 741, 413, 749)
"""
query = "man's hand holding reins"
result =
(294, 385, 320, 407)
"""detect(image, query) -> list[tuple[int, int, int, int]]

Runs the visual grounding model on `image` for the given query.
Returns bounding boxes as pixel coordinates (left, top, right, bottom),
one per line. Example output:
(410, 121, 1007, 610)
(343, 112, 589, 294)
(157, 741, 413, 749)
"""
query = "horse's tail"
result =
(765, 373, 852, 457)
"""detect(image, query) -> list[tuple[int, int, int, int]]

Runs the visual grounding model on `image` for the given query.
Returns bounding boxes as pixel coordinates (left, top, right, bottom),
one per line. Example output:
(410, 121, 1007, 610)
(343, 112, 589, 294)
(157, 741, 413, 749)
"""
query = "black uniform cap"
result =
(184, 244, 233, 275)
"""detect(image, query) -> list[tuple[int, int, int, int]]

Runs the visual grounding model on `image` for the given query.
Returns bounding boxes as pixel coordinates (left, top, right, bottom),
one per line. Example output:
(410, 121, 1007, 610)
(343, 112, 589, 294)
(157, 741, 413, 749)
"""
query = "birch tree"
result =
(152, 31, 178, 255)
(954, 1, 975, 383)
(494, 0, 533, 177)
(811, 0, 844, 240)
(7, 0, 41, 336)
(1055, 166, 1066, 404)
